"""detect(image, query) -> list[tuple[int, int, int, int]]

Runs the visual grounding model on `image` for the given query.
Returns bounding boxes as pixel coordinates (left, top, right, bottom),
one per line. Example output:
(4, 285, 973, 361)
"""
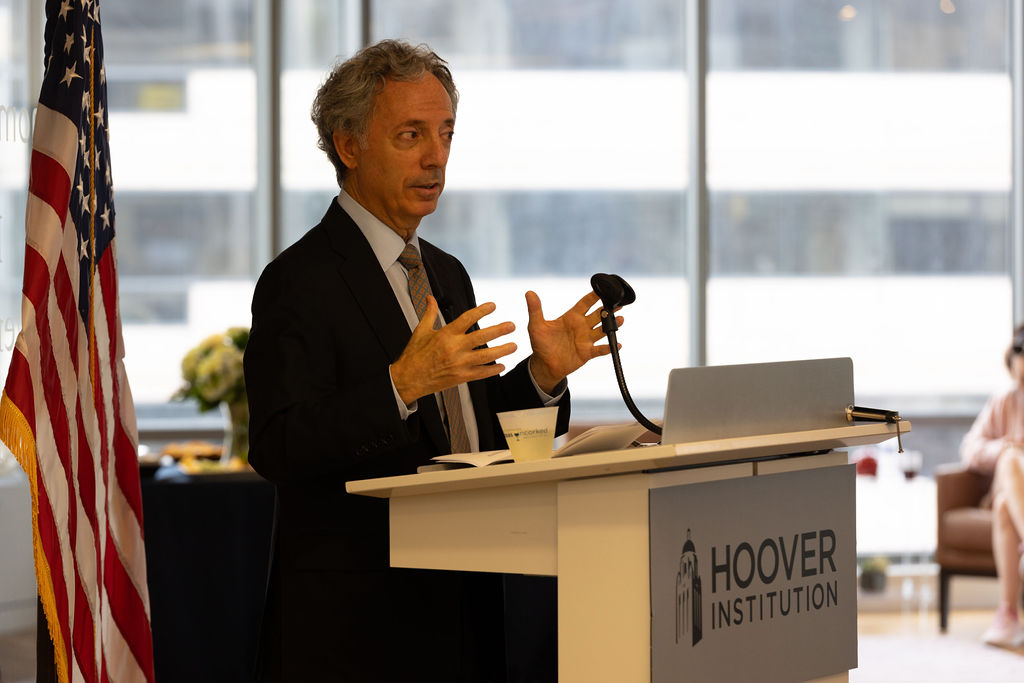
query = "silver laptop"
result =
(660, 358, 854, 445)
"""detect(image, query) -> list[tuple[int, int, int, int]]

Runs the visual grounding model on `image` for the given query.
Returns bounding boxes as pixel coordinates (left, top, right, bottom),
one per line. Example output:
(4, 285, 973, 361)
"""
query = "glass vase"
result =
(221, 399, 250, 465)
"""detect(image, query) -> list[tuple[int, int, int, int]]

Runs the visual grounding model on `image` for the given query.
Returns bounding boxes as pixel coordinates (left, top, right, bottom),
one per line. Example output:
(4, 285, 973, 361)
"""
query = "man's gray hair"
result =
(311, 39, 459, 187)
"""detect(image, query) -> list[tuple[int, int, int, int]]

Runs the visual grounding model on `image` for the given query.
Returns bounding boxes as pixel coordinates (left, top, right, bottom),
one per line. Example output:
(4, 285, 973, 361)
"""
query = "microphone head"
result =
(613, 274, 636, 306)
(591, 273, 635, 310)
(590, 273, 622, 309)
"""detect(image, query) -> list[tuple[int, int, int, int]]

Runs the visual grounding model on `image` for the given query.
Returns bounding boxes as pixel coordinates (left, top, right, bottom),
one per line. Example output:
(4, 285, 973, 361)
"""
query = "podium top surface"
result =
(345, 420, 909, 499)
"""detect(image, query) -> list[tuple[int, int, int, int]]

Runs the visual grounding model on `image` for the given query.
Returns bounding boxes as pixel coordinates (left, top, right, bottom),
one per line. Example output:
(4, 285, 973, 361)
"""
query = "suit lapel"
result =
(322, 201, 451, 454)
(323, 202, 408, 362)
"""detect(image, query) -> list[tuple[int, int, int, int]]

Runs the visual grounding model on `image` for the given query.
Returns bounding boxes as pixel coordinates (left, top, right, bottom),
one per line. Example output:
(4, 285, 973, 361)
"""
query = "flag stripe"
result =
(23, 235, 55, 319)
(28, 150, 71, 227)
(104, 526, 154, 675)
(72, 571, 97, 682)
(101, 591, 146, 683)
(98, 253, 143, 526)
(4, 350, 36, 434)
(105, 472, 147, 605)
(32, 104, 79, 177)
(73, 406, 100, 567)
(73, 399, 102, 679)
(36, 468, 73, 676)
(54, 260, 81, 376)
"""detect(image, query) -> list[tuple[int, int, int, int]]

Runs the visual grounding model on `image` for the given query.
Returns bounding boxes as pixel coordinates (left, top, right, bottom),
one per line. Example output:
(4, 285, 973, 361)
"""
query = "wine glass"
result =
(899, 450, 923, 481)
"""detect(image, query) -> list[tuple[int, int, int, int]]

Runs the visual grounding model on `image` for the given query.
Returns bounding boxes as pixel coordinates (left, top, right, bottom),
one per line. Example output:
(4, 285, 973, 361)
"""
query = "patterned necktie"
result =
(398, 243, 472, 454)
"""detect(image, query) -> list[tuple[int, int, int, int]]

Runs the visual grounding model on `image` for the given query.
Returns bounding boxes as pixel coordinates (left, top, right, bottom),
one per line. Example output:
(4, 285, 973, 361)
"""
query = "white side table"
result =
(0, 469, 36, 634)
(856, 473, 936, 559)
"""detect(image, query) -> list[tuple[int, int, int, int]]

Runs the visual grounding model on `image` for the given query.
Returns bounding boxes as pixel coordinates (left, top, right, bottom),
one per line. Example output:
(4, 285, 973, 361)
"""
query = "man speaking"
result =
(244, 40, 619, 681)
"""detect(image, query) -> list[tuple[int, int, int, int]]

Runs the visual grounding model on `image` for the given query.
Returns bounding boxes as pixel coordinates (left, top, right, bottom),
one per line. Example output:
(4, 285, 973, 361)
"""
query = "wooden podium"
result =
(347, 421, 908, 682)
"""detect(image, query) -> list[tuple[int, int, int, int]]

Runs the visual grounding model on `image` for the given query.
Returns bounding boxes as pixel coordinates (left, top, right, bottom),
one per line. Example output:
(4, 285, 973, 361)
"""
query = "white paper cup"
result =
(497, 407, 558, 462)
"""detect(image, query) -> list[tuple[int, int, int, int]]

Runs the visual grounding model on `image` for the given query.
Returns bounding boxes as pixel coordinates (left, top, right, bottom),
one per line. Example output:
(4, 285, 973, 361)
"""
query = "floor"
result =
(1, 611, 1022, 682)
(0, 627, 33, 683)
(854, 609, 1024, 682)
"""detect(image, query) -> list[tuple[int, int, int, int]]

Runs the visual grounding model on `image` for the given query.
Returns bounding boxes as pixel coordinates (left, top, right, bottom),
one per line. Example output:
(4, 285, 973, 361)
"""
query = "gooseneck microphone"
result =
(590, 273, 662, 436)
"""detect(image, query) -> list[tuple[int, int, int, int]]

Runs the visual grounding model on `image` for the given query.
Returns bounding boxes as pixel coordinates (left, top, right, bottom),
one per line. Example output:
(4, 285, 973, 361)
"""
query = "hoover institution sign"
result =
(650, 465, 857, 682)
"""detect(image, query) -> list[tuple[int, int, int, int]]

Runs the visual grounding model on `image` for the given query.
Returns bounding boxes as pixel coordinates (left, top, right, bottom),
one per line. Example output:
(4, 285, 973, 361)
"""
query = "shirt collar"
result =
(337, 189, 421, 271)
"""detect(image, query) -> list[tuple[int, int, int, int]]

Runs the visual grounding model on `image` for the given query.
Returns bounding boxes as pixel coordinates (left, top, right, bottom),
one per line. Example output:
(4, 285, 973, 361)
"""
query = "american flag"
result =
(0, 1, 155, 681)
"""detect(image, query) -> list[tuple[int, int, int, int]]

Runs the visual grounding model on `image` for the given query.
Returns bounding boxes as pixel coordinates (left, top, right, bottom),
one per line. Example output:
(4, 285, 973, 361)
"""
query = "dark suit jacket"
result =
(244, 200, 569, 681)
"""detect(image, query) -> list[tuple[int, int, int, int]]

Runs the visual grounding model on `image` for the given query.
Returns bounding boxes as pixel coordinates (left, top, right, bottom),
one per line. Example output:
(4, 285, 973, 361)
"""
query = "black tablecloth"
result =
(33, 463, 561, 682)
(35, 468, 275, 683)
(142, 467, 274, 682)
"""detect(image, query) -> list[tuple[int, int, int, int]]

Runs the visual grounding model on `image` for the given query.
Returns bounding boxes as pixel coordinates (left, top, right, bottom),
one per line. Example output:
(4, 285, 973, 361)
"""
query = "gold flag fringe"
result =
(0, 392, 70, 683)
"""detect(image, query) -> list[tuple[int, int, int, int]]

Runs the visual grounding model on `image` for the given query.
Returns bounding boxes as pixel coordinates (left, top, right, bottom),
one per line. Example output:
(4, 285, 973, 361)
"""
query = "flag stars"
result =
(64, 33, 74, 54)
(99, 205, 111, 230)
(60, 63, 81, 88)
(79, 233, 90, 261)
(58, 0, 72, 20)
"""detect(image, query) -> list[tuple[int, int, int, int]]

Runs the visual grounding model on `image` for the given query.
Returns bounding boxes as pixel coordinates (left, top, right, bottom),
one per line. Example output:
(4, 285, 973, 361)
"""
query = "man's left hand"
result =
(525, 290, 623, 394)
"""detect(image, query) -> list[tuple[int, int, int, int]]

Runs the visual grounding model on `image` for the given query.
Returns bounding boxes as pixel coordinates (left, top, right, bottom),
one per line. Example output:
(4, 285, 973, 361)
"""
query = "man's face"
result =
(335, 73, 455, 239)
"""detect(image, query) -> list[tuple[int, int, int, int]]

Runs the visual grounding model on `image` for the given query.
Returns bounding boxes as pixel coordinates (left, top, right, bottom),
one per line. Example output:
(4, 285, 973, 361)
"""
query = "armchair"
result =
(935, 462, 996, 631)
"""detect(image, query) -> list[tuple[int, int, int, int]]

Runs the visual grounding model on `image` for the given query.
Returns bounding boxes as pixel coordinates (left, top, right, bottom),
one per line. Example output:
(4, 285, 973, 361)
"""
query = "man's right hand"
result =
(391, 296, 517, 406)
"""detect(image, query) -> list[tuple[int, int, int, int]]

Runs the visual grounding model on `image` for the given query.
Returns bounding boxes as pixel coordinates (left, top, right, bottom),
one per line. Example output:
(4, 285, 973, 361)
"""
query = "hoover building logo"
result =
(675, 529, 702, 647)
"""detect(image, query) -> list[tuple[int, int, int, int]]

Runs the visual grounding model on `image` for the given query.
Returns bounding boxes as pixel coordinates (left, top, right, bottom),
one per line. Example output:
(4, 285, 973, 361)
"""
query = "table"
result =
(141, 468, 274, 682)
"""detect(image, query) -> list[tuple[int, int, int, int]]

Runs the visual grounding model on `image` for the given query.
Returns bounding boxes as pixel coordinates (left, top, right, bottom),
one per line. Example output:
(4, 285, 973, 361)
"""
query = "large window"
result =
(104, 1, 260, 411)
(280, 0, 361, 247)
(365, 0, 690, 415)
(707, 1, 1013, 401)
(0, 0, 1022, 434)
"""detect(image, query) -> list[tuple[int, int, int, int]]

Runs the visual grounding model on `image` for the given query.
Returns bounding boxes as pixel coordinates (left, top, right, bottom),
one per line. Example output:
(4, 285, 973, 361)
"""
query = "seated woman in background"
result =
(961, 324, 1024, 647)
